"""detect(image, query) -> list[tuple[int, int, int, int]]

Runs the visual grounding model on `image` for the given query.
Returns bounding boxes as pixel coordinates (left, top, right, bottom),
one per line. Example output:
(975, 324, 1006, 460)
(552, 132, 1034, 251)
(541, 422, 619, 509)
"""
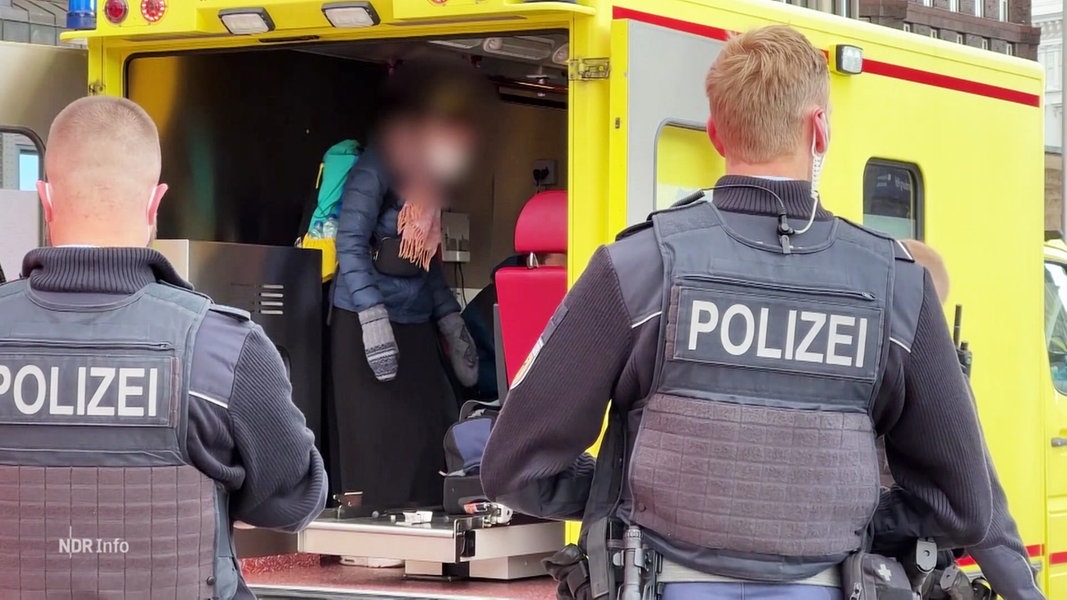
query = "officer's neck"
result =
(724, 155, 810, 181)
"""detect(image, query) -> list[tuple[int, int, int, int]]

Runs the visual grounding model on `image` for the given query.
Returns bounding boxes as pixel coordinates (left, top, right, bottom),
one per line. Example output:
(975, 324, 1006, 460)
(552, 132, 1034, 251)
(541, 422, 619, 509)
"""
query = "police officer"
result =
(482, 25, 994, 599)
(0, 97, 326, 598)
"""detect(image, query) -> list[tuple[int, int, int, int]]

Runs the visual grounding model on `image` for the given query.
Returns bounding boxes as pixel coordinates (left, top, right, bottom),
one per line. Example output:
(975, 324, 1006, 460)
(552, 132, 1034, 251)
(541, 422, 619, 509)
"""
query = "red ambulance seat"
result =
(495, 190, 568, 385)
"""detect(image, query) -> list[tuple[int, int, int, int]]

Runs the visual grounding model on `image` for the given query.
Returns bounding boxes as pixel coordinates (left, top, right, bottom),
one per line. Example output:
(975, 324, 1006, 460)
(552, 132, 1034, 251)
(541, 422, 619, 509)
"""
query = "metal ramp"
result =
(252, 586, 513, 600)
(251, 586, 512, 600)
(297, 509, 564, 581)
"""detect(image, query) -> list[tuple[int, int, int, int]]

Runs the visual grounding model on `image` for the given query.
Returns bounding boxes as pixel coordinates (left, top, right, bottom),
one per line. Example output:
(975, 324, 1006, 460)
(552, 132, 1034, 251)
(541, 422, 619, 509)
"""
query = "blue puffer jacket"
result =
(332, 147, 461, 324)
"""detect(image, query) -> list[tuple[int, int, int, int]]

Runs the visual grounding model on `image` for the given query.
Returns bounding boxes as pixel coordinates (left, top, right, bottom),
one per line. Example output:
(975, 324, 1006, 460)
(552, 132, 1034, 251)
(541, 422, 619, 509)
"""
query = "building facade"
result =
(1036, 0, 1064, 231)
(859, 0, 1040, 58)
(0, 0, 68, 45)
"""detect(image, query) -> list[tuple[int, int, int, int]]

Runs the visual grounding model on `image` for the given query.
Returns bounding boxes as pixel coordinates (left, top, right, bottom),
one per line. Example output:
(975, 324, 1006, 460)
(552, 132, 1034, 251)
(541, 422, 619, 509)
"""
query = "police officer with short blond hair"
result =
(482, 25, 995, 600)
(0, 96, 326, 598)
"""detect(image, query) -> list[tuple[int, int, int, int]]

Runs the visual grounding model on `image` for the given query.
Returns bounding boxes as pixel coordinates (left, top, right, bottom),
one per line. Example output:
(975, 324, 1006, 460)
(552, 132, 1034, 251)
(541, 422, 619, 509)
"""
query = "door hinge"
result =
(569, 58, 610, 81)
(88, 81, 105, 95)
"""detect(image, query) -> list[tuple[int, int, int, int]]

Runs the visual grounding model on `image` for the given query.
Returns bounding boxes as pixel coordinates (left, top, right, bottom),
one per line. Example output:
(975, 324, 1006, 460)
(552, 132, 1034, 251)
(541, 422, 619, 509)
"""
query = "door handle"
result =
(1054, 437, 1067, 448)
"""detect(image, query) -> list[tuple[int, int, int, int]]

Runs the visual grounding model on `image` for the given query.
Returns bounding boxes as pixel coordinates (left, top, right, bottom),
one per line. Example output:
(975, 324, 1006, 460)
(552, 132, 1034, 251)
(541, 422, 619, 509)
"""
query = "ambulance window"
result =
(862, 160, 923, 240)
(0, 131, 41, 192)
(654, 123, 722, 211)
(1044, 262, 1067, 393)
(0, 127, 46, 286)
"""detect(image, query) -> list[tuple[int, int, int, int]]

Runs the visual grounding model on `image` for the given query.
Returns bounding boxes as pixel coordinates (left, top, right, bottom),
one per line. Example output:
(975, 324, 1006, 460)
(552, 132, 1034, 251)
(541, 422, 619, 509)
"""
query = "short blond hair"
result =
(705, 25, 829, 163)
(46, 96, 161, 216)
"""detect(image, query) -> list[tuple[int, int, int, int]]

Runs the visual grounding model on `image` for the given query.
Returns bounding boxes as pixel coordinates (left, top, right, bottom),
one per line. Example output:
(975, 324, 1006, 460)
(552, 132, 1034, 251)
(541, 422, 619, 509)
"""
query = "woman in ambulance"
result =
(330, 60, 488, 534)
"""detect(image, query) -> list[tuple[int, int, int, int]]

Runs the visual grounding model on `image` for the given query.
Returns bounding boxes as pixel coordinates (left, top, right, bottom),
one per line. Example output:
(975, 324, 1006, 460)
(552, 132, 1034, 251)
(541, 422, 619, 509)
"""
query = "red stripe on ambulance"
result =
(611, 6, 1040, 108)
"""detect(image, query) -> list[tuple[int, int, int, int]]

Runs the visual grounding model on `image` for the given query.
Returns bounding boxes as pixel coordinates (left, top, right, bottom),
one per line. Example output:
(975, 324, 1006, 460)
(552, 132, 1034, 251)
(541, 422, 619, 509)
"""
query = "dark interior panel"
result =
(129, 50, 386, 246)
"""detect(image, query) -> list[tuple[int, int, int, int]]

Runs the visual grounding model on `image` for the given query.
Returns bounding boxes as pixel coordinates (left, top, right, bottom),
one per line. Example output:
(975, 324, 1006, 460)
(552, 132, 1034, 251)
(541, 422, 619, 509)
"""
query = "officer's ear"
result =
(707, 117, 726, 158)
(147, 183, 168, 226)
(813, 108, 830, 156)
(36, 180, 54, 223)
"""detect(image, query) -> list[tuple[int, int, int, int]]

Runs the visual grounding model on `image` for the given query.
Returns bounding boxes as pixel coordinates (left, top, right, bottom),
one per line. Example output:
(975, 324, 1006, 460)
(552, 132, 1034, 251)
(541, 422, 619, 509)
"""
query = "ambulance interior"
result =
(128, 33, 571, 502)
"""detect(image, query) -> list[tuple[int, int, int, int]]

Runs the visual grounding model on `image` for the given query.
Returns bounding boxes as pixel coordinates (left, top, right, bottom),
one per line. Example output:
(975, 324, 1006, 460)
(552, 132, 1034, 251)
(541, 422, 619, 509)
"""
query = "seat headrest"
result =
(514, 190, 567, 254)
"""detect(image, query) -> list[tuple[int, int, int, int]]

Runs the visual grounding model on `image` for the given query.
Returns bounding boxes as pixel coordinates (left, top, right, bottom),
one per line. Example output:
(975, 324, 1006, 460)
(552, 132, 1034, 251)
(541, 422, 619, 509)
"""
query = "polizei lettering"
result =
(672, 286, 882, 380)
(0, 353, 174, 426)
(0, 366, 160, 417)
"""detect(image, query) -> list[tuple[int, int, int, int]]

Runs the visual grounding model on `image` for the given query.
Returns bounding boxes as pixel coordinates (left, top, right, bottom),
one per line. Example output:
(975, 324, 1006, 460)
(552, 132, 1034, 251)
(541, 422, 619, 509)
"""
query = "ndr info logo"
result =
(58, 527, 129, 556)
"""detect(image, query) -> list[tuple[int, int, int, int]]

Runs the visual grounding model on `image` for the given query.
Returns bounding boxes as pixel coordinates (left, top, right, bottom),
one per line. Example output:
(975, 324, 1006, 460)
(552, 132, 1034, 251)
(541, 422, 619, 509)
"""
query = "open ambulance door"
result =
(1043, 246, 1067, 596)
(0, 42, 86, 281)
(607, 9, 726, 227)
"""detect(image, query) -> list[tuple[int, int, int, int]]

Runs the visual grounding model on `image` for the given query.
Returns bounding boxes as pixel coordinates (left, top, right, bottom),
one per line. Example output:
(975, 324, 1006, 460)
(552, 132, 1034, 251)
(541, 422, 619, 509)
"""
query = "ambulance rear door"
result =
(1043, 243, 1067, 596)
(607, 6, 726, 226)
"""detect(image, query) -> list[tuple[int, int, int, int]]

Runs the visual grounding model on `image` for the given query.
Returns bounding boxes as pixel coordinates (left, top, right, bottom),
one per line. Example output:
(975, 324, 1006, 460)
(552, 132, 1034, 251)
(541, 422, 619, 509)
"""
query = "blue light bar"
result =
(67, 0, 97, 30)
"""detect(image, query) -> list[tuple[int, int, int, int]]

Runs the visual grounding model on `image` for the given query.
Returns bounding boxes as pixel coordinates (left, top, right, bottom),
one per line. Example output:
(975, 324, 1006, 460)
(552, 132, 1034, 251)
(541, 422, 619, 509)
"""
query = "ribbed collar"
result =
(712, 175, 834, 221)
(21, 247, 192, 295)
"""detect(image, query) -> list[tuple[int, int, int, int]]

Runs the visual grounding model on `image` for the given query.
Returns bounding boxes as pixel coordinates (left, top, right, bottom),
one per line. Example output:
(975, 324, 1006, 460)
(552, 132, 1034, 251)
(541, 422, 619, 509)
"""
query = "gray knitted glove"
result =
(358, 305, 398, 382)
(438, 312, 478, 387)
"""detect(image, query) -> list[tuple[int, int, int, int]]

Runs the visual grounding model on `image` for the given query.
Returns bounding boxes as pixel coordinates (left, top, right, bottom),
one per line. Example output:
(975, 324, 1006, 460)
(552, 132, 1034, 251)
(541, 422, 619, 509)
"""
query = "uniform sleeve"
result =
(882, 272, 993, 547)
(967, 452, 1045, 599)
(481, 247, 633, 518)
(335, 163, 385, 312)
(428, 257, 461, 320)
(226, 326, 327, 531)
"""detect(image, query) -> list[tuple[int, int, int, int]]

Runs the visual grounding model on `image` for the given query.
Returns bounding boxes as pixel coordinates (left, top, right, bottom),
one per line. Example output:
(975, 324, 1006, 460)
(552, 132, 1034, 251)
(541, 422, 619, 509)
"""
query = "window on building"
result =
(955, 33, 965, 44)
(981, 38, 990, 50)
(998, 0, 1007, 20)
(903, 23, 912, 32)
(930, 28, 940, 39)
(923, 0, 932, 6)
(863, 160, 923, 240)
(1006, 42, 1015, 56)
(17, 148, 38, 192)
(948, 0, 959, 10)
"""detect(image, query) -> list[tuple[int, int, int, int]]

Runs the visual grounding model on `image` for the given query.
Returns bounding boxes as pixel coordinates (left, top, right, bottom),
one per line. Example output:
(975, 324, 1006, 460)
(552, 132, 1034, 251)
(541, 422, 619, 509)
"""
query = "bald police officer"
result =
(482, 26, 994, 600)
(0, 97, 326, 598)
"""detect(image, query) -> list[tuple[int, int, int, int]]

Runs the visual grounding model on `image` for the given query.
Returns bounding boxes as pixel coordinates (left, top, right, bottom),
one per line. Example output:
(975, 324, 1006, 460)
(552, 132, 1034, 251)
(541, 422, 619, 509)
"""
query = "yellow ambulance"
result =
(6, 0, 1053, 593)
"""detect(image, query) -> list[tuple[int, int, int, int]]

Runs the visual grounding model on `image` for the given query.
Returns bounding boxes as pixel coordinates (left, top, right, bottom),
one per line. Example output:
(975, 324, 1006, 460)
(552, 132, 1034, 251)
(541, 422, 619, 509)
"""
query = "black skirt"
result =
(329, 307, 459, 509)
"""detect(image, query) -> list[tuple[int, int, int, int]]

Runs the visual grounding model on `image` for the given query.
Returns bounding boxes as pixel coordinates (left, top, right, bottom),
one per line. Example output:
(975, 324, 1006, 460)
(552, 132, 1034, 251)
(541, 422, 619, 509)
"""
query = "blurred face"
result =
(420, 118, 477, 183)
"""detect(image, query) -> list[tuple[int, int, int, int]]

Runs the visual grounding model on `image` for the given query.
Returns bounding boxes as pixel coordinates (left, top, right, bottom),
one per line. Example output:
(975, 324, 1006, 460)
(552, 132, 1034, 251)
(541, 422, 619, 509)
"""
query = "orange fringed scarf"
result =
(396, 200, 442, 272)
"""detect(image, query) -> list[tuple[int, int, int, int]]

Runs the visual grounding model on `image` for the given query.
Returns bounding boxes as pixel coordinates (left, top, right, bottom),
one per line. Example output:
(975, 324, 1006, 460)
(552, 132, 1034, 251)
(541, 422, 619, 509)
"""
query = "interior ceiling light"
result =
(219, 8, 275, 35)
(482, 36, 555, 61)
(322, 2, 380, 28)
(551, 43, 569, 66)
(429, 38, 484, 50)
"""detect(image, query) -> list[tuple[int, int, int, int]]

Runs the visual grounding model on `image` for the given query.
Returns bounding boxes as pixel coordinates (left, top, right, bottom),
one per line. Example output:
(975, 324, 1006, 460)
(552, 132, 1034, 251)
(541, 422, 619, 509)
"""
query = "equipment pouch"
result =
(372, 236, 423, 278)
(543, 544, 593, 600)
(842, 551, 917, 600)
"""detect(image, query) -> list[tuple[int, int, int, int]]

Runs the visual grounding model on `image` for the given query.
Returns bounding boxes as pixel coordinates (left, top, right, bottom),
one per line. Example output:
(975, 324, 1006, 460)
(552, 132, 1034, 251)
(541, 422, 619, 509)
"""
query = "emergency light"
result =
(322, 2, 380, 28)
(104, 0, 127, 24)
(67, 0, 97, 30)
(219, 8, 275, 34)
(833, 45, 864, 75)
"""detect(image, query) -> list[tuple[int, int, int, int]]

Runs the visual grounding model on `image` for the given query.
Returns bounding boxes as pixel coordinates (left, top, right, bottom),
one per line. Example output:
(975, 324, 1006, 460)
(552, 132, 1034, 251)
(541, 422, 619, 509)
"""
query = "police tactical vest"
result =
(629, 200, 894, 580)
(0, 279, 239, 598)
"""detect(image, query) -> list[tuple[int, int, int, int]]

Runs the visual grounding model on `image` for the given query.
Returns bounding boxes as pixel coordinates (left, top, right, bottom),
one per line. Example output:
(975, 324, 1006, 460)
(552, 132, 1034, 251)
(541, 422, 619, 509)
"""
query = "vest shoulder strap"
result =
(616, 190, 712, 242)
(143, 282, 212, 316)
(208, 304, 252, 322)
(0, 279, 28, 299)
(836, 217, 916, 263)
